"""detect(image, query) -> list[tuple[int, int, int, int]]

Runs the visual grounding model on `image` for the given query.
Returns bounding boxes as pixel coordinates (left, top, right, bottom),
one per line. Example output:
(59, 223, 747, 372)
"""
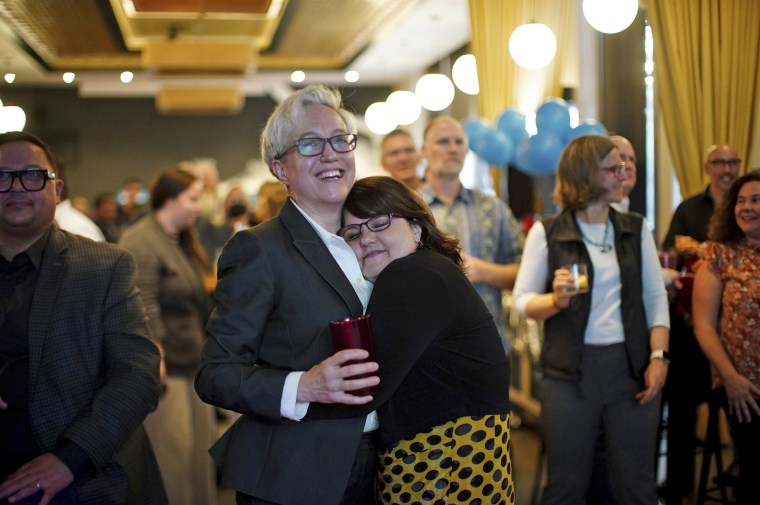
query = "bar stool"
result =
(696, 390, 736, 505)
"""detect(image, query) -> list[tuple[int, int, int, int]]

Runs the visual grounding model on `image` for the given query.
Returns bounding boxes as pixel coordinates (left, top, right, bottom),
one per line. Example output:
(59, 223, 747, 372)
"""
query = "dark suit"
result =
(195, 200, 368, 505)
(23, 226, 165, 504)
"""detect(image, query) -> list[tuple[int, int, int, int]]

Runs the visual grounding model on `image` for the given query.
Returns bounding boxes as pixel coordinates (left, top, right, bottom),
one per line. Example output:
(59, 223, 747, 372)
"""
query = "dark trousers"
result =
(236, 431, 379, 505)
(540, 344, 661, 505)
(717, 388, 760, 505)
(662, 307, 711, 504)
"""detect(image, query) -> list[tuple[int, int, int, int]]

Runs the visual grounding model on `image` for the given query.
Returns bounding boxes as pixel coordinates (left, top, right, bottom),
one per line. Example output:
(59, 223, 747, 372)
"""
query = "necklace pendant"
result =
(600, 244, 611, 253)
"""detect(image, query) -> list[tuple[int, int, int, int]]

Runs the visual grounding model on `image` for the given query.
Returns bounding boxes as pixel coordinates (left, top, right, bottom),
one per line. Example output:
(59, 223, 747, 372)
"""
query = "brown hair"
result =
(150, 165, 209, 271)
(553, 134, 616, 210)
(342, 176, 463, 267)
(708, 170, 760, 244)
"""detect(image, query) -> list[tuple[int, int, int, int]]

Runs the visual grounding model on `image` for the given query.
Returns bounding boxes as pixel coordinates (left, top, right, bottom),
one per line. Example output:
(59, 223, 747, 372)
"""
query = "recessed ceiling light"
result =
(120, 71, 134, 83)
(290, 70, 305, 83)
(344, 70, 359, 83)
(62, 72, 76, 84)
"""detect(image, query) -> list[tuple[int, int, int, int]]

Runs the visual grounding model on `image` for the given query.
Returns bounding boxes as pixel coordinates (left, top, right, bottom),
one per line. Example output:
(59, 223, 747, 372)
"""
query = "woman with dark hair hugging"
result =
(308, 175, 514, 505)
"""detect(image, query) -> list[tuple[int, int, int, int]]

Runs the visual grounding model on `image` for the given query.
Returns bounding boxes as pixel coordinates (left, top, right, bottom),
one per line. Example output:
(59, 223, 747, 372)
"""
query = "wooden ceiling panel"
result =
(0, 0, 413, 72)
(0, 0, 129, 62)
(132, 0, 271, 15)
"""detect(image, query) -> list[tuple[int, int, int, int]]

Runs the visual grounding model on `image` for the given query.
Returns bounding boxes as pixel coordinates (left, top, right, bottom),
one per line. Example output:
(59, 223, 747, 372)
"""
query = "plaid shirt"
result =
(419, 184, 522, 348)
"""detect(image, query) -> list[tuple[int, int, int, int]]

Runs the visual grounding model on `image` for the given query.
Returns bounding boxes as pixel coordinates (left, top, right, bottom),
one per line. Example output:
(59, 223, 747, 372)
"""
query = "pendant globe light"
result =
(386, 90, 422, 125)
(509, 22, 557, 70)
(414, 13, 456, 112)
(415, 73, 455, 112)
(0, 99, 26, 133)
(582, 0, 638, 34)
(452, 54, 479, 95)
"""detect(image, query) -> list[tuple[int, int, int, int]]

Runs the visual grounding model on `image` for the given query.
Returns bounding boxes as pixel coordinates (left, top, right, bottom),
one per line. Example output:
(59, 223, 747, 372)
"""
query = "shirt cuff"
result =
(281, 371, 309, 421)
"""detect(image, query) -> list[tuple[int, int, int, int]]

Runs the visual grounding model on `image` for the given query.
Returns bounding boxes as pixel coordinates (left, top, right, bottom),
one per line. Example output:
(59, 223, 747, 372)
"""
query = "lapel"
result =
(27, 226, 67, 382)
(279, 200, 364, 316)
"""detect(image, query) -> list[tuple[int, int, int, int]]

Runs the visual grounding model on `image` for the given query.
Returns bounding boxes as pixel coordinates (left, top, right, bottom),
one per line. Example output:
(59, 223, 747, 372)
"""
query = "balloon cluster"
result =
(463, 98, 607, 176)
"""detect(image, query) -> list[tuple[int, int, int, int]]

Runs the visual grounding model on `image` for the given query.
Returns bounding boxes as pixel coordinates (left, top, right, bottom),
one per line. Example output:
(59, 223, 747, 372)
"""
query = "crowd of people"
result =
(0, 83, 757, 505)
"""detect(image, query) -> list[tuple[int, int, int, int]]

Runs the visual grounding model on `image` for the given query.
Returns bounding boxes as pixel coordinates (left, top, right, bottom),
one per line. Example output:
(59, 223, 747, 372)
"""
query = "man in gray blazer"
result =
(195, 85, 380, 505)
(0, 132, 165, 505)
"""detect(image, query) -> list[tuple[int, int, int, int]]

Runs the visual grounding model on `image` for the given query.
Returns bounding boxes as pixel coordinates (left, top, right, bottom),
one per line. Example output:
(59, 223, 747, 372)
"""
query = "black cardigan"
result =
(307, 247, 511, 446)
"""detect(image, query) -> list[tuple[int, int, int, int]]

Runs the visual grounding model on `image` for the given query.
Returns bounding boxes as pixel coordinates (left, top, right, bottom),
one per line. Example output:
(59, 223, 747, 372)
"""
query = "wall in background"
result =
(0, 86, 391, 199)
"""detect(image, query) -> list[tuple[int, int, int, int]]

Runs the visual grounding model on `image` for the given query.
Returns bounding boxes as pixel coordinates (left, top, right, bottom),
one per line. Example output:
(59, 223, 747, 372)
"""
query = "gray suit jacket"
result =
(195, 200, 367, 505)
(29, 226, 165, 504)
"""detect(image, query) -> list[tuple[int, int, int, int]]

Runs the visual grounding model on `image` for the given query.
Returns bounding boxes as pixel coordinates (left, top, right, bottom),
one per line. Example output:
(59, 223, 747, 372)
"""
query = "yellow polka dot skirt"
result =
(377, 413, 514, 504)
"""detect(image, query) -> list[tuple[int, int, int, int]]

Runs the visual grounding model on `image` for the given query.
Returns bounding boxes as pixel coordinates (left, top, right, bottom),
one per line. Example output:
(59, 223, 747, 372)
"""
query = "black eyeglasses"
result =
(275, 134, 358, 160)
(709, 158, 741, 168)
(337, 213, 405, 241)
(601, 162, 627, 177)
(0, 168, 56, 193)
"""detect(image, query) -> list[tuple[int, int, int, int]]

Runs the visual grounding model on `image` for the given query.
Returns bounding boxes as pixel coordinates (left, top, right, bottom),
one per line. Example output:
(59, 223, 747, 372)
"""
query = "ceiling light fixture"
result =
(0, 99, 26, 132)
(414, 14, 456, 112)
(386, 90, 421, 125)
(365, 102, 397, 135)
(509, 23, 557, 70)
(62, 72, 76, 84)
(415, 73, 455, 112)
(120, 71, 134, 84)
(582, 0, 638, 34)
(290, 70, 305, 83)
(344, 70, 359, 83)
(452, 54, 479, 95)
(4, 73, 15, 84)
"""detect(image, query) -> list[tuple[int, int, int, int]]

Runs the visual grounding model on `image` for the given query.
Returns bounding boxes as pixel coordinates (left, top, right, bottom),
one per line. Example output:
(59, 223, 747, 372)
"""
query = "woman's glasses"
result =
(275, 134, 358, 160)
(337, 213, 404, 241)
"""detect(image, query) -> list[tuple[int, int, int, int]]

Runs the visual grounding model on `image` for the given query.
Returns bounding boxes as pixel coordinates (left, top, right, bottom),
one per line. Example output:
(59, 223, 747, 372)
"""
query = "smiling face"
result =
(271, 104, 355, 221)
(735, 180, 760, 242)
(0, 140, 62, 245)
(343, 210, 420, 282)
(705, 144, 740, 197)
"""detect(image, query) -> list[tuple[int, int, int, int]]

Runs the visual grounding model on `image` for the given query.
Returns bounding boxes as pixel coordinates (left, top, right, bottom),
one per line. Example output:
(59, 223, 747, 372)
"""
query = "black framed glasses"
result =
(0, 168, 56, 193)
(337, 213, 405, 241)
(601, 162, 627, 177)
(275, 134, 358, 160)
(709, 158, 741, 168)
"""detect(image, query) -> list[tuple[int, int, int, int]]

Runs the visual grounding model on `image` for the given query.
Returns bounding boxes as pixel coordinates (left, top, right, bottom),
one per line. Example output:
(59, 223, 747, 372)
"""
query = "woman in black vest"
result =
(512, 134, 669, 504)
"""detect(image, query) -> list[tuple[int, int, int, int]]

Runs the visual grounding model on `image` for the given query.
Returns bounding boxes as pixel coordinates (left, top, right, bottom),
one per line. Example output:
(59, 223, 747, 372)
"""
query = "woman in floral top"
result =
(693, 170, 760, 504)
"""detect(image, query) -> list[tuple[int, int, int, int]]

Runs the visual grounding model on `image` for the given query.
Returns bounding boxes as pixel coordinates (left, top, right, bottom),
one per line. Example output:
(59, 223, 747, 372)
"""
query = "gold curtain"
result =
(468, 0, 576, 122)
(648, 0, 760, 197)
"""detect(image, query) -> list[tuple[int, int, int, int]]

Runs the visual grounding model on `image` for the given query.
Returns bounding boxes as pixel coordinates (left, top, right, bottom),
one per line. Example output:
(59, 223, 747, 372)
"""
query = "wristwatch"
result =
(650, 349, 671, 363)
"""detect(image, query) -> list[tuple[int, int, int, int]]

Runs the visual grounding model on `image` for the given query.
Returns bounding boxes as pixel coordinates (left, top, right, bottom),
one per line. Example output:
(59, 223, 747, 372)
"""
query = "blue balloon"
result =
(462, 118, 491, 149)
(535, 98, 571, 139)
(478, 129, 514, 166)
(521, 132, 564, 176)
(513, 138, 534, 175)
(566, 120, 608, 142)
(496, 107, 528, 145)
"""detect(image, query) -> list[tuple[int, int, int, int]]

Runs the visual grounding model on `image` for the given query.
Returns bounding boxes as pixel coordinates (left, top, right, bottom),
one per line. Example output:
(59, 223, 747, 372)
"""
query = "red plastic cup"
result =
(329, 315, 376, 396)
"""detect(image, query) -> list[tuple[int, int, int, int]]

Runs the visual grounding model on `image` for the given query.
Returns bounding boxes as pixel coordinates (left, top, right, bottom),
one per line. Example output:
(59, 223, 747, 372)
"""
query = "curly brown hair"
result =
(708, 170, 760, 244)
(342, 176, 463, 267)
